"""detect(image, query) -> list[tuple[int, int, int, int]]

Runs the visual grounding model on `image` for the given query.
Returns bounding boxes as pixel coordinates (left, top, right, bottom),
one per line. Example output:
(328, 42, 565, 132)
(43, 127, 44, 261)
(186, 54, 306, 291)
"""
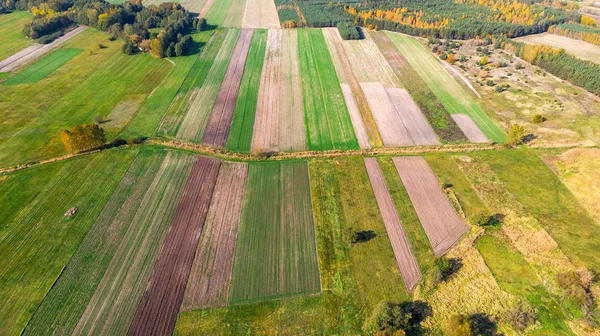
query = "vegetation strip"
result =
(201, 29, 254, 147)
(226, 29, 267, 152)
(23, 149, 165, 336)
(229, 162, 321, 304)
(72, 152, 195, 336)
(2, 48, 82, 85)
(298, 29, 359, 150)
(128, 156, 221, 336)
(363, 158, 422, 291)
(392, 156, 468, 256)
(182, 162, 248, 310)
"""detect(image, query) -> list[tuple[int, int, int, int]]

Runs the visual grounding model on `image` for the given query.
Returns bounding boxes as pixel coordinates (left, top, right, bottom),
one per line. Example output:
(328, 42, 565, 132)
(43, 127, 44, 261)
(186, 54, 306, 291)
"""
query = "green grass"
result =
(479, 149, 600, 274)
(203, 0, 234, 27)
(377, 157, 436, 274)
(158, 29, 226, 137)
(0, 12, 33, 62)
(298, 29, 359, 150)
(23, 148, 166, 336)
(0, 30, 171, 168)
(72, 150, 195, 336)
(229, 161, 321, 304)
(0, 148, 136, 336)
(386, 32, 505, 143)
(3, 49, 83, 86)
(477, 235, 572, 334)
(122, 30, 214, 139)
(226, 29, 267, 152)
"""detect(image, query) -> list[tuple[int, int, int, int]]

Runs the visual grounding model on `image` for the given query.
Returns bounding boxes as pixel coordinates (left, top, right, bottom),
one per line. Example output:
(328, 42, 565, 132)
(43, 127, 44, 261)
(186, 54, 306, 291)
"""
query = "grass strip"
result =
(3, 49, 83, 86)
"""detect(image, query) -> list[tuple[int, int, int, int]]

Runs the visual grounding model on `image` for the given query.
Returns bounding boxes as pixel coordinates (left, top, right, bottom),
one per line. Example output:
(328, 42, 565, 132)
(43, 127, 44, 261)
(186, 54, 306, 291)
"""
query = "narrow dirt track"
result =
(127, 156, 221, 336)
(392, 156, 468, 256)
(364, 158, 422, 291)
(202, 29, 254, 147)
(181, 162, 248, 310)
(0, 26, 87, 72)
(451, 114, 490, 144)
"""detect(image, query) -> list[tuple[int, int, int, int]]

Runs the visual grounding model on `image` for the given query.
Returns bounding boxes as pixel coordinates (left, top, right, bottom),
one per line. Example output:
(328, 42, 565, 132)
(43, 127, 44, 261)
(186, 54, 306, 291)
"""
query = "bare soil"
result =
(341, 84, 370, 149)
(181, 162, 248, 310)
(451, 114, 490, 143)
(387, 88, 440, 146)
(364, 158, 422, 290)
(202, 29, 254, 148)
(242, 0, 280, 29)
(392, 156, 468, 256)
(127, 156, 221, 336)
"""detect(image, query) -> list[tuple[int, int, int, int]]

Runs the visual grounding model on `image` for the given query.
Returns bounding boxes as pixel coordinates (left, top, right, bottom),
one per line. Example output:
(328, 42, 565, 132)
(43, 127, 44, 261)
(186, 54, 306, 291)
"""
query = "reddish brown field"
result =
(451, 114, 489, 144)
(127, 156, 221, 336)
(201, 29, 254, 147)
(181, 162, 248, 311)
(392, 157, 468, 256)
(364, 158, 422, 291)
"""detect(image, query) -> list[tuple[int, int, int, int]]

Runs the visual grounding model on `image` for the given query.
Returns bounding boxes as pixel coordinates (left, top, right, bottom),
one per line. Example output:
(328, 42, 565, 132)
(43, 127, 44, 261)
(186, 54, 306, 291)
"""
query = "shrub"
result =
(127, 137, 143, 145)
(122, 41, 137, 55)
(282, 20, 297, 28)
(337, 22, 360, 40)
(486, 79, 496, 86)
(347, 229, 376, 244)
(447, 53, 456, 64)
(506, 124, 526, 146)
(494, 85, 506, 93)
(480, 56, 489, 65)
(515, 63, 524, 70)
(62, 124, 106, 153)
(532, 114, 545, 123)
(501, 305, 537, 332)
(196, 18, 207, 31)
(363, 301, 431, 335)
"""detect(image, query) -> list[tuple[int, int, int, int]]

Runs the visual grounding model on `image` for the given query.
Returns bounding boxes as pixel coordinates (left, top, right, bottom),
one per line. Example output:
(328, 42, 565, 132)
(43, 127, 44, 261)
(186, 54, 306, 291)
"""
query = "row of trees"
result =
(548, 22, 600, 47)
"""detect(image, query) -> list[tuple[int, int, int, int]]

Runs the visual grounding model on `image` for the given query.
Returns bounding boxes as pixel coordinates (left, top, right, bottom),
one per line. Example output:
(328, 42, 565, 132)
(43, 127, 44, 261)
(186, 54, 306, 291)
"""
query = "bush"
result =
(347, 229, 376, 244)
(62, 124, 106, 153)
(196, 18, 207, 31)
(532, 114, 545, 123)
(506, 124, 526, 146)
(122, 41, 137, 55)
(485, 79, 496, 86)
(363, 301, 431, 335)
(501, 305, 537, 332)
(494, 85, 507, 93)
(127, 137, 143, 145)
(337, 22, 360, 40)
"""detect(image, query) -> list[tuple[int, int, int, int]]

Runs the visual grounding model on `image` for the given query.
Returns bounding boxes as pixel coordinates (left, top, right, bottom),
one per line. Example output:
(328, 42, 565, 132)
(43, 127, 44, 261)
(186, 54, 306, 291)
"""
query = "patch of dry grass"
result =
(556, 148, 600, 223)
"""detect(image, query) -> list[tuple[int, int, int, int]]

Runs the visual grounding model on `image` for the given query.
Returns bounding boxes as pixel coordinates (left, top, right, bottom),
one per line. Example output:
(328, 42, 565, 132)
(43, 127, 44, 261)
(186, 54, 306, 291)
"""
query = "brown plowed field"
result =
(364, 158, 422, 291)
(387, 88, 440, 146)
(251, 29, 281, 153)
(181, 162, 248, 310)
(392, 157, 468, 256)
(451, 114, 490, 144)
(279, 29, 307, 151)
(361, 82, 413, 147)
(201, 29, 254, 148)
(127, 156, 221, 336)
(341, 84, 370, 149)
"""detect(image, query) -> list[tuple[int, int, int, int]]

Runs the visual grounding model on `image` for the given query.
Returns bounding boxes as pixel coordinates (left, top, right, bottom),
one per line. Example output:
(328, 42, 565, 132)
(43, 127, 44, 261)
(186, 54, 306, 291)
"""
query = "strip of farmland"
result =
(203, 0, 233, 27)
(387, 88, 440, 146)
(2, 49, 82, 86)
(157, 31, 223, 137)
(0, 150, 135, 336)
(242, 0, 281, 29)
(341, 34, 402, 88)
(0, 25, 87, 72)
(368, 31, 467, 143)
(222, 0, 246, 27)
(177, 29, 239, 142)
(385, 32, 505, 143)
(392, 157, 468, 256)
(298, 29, 359, 150)
(182, 162, 248, 310)
(229, 162, 321, 304)
(451, 114, 490, 143)
(279, 29, 307, 151)
(23, 149, 165, 336)
(363, 158, 422, 291)
(72, 152, 195, 336)
(226, 30, 267, 152)
(128, 156, 221, 336)
(201, 29, 253, 147)
(0, 12, 34, 62)
(322, 27, 376, 148)
(251, 29, 281, 152)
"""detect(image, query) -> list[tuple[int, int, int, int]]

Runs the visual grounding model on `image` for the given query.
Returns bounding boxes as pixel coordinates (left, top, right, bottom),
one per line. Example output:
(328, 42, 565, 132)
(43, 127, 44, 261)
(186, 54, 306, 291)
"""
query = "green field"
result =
(122, 30, 214, 139)
(3, 49, 83, 86)
(203, 0, 234, 27)
(229, 162, 321, 304)
(298, 29, 359, 150)
(226, 29, 267, 152)
(0, 148, 136, 336)
(0, 29, 171, 168)
(23, 148, 165, 335)
(0, 12, 33, 62)
(386, 32, 506, 143)
(72, 151, 194, 336)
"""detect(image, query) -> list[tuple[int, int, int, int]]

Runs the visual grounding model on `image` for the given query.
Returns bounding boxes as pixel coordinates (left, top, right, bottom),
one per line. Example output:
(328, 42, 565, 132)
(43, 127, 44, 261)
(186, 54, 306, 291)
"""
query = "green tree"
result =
(150, 38, 164, 58)
(197, 18, 207, 31)
(506, 124, 526, 146)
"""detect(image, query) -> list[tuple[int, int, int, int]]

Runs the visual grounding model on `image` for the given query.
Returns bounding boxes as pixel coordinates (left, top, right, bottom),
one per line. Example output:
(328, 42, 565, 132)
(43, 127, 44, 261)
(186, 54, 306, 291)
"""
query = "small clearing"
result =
(182, 162, 248, 311)
(242, 0, 280, 29)
(393, 156, 468, 256)
(515, 33, 600, 64)
(451, 114, 490, 143)
(0, 26, 87, 73)
(364, 158, 422, 291)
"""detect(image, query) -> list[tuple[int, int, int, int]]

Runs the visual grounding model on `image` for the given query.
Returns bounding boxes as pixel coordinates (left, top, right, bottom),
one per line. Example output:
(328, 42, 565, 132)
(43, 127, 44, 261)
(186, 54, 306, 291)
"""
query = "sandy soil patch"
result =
(451, 114, 490, 143)
(393, 156, 468, 256)
(364, 158, 422, 290)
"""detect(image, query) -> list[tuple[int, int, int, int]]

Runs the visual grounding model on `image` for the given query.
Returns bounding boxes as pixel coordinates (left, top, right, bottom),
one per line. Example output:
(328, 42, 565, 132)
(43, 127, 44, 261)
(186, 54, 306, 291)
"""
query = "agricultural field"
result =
(515, 33, 600, 64)
(2, 49, 82, 86)
(242, 0, 280, 29)
(0, 12, 34, 62)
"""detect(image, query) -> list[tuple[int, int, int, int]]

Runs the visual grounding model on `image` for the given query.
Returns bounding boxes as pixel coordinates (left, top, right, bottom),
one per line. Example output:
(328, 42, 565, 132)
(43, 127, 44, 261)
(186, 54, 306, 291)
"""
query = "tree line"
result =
(548, 22, 600, 47)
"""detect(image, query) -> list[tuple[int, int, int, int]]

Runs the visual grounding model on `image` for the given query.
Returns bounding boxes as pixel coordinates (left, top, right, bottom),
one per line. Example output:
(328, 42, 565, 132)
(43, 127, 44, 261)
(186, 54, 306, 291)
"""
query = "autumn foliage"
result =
(548, 23, 600, 47)
(62, 124, 106, 153)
